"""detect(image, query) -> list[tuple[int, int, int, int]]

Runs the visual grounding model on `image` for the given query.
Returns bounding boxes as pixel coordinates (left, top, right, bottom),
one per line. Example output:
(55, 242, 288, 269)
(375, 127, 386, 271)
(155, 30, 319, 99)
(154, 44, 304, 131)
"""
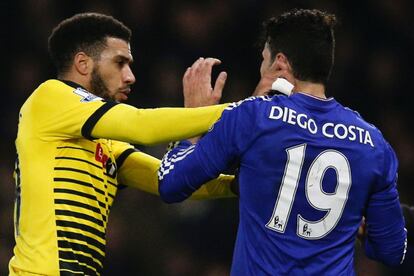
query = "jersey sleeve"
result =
(90, 103, 227, 145)
(29, 80, 227, 145)
(115, 145, 236, 199)
(364, 141, 407, 266)
(401, 204, 414, 245)
(158, 100, 257, 203)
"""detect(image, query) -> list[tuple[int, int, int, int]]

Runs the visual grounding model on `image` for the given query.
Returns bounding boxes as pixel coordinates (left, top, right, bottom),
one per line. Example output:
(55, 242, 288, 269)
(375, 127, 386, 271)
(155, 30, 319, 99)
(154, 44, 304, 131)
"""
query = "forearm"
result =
(191, 174, 236, 199)
(118, 151, 236, 199)
(117, 151, 160, 194)
(159, 141, 211, 203)
(91, 104, 227, 145)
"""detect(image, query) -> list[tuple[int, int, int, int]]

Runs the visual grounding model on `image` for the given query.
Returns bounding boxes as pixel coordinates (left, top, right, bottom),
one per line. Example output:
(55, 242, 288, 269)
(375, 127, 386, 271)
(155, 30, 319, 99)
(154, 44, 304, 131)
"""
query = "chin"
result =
(114, 96, 126, 103)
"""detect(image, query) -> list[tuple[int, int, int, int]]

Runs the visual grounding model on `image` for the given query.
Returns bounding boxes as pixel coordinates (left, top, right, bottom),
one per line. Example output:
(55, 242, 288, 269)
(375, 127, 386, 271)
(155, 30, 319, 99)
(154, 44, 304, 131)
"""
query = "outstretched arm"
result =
(90, 103, 227, 145)
(36, 60, 227, 146)
(91, 58, 228, 145)
(117, 149, 236, 199)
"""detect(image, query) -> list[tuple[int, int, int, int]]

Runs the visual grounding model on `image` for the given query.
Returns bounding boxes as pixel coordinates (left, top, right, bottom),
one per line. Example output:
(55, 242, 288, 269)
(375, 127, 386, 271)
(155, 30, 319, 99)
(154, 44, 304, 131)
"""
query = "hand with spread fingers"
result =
(183, 57, 227, 108)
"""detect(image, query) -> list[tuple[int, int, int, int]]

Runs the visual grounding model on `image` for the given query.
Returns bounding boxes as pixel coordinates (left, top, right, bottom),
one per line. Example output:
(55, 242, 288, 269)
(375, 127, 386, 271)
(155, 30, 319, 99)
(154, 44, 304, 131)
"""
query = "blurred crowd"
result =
(1, 0, 414, 275)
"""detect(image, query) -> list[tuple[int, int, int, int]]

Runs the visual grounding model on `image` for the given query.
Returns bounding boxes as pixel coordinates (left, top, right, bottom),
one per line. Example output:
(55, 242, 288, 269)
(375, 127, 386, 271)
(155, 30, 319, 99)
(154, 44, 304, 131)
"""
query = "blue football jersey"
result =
(158, 93, 407, 275)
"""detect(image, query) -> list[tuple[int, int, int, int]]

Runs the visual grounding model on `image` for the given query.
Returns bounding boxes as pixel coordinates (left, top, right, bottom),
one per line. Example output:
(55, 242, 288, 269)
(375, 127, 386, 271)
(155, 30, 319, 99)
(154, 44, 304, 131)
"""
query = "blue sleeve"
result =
(364, 141, 407, 266)
(158, 101, 256, 203)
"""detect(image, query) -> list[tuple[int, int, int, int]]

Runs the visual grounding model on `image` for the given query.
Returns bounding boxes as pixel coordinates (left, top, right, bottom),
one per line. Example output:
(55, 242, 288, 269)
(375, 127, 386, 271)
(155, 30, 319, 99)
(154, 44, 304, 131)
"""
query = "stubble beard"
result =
(90, 65, 113, 101)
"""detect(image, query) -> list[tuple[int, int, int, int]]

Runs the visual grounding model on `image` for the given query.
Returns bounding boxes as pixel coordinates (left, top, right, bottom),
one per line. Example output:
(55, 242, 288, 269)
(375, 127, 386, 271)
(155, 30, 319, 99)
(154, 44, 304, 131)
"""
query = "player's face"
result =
(90, 37, 136, 102)
(260, 43, 273, 77)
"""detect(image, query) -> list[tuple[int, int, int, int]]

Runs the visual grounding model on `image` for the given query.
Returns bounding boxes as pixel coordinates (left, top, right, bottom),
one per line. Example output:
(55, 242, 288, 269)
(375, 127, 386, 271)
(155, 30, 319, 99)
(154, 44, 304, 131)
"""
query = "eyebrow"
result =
(115, 54, 134, 64)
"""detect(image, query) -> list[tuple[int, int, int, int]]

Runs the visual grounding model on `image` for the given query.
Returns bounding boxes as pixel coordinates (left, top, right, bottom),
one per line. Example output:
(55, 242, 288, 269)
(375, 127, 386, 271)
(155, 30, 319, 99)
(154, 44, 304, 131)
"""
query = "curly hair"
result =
(48, 13, 131, 74)
(262, 9, 337, 85)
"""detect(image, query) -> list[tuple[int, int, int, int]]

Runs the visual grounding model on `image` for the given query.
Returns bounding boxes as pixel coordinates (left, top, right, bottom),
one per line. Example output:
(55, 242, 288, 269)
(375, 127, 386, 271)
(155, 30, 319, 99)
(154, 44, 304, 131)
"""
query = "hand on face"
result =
(183, 57, 227, 108)
(254, 59, 296, 97)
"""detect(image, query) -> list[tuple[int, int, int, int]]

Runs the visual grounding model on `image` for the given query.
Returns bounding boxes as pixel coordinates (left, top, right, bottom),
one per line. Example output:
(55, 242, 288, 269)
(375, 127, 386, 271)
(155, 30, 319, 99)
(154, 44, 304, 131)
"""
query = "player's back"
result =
(231, 92, 405, 275)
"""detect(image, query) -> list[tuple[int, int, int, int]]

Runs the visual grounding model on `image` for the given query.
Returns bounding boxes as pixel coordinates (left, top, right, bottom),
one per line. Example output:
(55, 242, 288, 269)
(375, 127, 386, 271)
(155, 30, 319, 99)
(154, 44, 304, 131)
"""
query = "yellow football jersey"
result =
(10, 80, 234, 275)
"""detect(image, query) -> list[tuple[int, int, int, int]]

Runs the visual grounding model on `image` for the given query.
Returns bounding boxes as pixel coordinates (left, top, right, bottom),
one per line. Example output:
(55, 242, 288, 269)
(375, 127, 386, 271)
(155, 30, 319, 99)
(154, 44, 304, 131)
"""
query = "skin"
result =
(183, 57, 227, 108)
(62, 37, 228, 106)
(62, 37, 136, 102)
(181, 57, 228, 144)
(92, 37, 136, 102)
(254, 43, 326, 99)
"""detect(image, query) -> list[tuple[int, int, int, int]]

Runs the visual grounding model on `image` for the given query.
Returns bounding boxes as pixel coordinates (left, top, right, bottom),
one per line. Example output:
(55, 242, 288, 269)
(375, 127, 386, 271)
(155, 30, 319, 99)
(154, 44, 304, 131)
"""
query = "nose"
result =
(123, 65, 136, 85)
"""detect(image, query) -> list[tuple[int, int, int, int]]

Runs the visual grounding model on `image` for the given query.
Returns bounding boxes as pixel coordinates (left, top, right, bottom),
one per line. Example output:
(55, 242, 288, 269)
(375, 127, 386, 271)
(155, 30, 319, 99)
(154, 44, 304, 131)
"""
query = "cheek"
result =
(100, 71, 119, 92)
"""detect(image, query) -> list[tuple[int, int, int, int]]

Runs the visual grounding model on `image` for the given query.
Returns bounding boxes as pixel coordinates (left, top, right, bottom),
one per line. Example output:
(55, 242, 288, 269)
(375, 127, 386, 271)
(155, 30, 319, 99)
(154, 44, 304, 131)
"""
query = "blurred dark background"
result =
(1, 0, 414, 275)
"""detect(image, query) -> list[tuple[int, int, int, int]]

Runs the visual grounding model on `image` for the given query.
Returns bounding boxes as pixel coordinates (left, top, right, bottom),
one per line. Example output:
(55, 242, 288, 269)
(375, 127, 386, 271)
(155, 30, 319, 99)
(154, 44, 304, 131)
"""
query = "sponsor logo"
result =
(73, 88, 103, 102)
(95, 143, 117, 177)
(95, 143, 109, 166)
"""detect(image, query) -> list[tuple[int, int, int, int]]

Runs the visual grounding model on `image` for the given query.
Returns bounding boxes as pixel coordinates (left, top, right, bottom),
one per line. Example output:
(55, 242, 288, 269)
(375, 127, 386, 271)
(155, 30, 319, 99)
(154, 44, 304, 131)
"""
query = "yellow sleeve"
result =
(29, 79, 227, 145)
(116, 150, 236, 199)
(91, 103, 227, 145)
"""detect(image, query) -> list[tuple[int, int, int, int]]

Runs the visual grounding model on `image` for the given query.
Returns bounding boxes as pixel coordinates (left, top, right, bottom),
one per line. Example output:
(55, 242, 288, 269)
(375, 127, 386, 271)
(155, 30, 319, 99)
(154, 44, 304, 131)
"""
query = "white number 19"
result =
(265, 144, 352, 240)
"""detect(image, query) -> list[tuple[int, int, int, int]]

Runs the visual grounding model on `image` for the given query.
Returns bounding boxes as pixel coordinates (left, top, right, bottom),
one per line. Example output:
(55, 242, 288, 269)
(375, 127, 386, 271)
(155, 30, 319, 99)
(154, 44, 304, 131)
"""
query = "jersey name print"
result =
(268, 105, 374, 146)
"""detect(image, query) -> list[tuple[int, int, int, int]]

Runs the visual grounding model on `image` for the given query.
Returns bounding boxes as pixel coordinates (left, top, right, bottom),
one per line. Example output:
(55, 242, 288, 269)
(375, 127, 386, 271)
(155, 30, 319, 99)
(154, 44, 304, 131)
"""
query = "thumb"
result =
(213, 71, 227, 99)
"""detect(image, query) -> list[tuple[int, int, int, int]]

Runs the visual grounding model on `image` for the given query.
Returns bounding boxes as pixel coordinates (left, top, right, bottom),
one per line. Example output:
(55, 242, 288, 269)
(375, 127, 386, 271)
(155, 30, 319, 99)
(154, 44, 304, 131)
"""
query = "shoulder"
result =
(219, 95, 289, 125)
(33, 79, 103, 103)
(225, 95, 274, 111)
(28, 79, 73, 105)
(345, 105, 383, 135)
(35, 79, 73, 96)
(339, 104, 392, 152)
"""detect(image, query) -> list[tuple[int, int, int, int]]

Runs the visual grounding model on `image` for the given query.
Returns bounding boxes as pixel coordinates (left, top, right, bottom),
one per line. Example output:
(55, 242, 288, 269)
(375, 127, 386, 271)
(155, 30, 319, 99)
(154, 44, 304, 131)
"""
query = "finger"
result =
(203, 57, 221, 68)
(191, 57, 205, 73)
(275, 60, 289, 71)
(212, 71, 227, 99)
(274, 69, 290, 79)
(183, 67, 192, 86)
(267, 60, 289, 77)
(277, 69, 295, 85)
(201, 58, 222, 81)
(268, 68, 295, 87)
(206, 57, 221, 64)
(269, 59, 280, 72)
(190, 57, 204, 67)
(183, 67, 191, 80)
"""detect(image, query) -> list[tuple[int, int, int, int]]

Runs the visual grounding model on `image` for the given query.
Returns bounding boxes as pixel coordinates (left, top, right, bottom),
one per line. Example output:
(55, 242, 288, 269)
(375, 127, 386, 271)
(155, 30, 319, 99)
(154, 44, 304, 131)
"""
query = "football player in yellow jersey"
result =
(9, 13, 239, 276)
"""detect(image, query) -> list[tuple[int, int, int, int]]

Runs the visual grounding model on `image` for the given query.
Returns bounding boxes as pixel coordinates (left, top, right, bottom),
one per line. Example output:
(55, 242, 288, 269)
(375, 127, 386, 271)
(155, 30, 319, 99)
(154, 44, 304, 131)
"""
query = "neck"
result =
(58, 71, 92, 92)
(293, 80, 326, 99)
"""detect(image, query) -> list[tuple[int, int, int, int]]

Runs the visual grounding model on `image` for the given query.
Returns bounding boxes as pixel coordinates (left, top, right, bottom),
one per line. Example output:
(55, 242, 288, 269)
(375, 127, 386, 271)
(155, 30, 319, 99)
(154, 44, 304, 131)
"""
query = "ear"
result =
(272, 53, 292, 72)
(270, 52, 296, 87)
(73, 52, 94, 76)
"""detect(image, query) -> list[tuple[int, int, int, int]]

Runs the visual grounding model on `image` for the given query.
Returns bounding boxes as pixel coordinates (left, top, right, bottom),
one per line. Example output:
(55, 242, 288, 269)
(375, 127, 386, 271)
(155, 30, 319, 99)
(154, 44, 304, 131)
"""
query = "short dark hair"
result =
(262, 9, 337, 85)
(48, 12, 131, 74)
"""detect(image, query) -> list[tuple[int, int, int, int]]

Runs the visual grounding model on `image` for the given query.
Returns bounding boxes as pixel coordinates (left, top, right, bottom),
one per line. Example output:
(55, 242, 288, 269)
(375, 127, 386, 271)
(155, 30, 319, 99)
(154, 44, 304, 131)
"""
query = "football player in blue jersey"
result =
(158, 9, 407, 275)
